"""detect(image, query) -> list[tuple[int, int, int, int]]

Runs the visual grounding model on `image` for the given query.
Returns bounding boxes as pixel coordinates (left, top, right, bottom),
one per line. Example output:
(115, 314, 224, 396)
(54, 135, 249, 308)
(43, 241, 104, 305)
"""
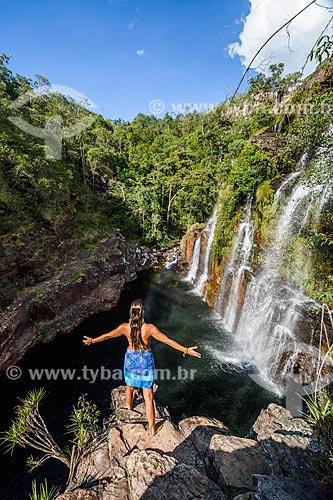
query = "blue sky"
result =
(1, 0, 332, 121)
(1, 0, 250, 120)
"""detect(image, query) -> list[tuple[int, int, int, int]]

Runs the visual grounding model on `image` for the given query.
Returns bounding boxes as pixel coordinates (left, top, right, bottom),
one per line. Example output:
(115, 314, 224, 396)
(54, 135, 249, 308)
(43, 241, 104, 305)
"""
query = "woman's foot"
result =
(148, 425, 156, 437)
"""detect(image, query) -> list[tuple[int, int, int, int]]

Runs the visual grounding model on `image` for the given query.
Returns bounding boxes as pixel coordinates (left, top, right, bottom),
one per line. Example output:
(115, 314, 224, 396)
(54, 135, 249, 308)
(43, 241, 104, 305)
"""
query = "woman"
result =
(83, 299, 201, 436)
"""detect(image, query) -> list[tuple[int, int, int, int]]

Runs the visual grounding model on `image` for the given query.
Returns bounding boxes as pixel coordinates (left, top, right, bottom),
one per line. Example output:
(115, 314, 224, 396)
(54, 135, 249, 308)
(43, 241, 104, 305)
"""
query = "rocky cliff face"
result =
(0, 233, 153, 371)
(56, 385, 330, 500)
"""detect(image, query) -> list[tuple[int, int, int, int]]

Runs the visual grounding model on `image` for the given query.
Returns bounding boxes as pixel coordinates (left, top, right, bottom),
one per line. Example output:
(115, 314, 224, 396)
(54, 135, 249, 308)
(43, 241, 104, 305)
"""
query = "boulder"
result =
(206, 435, 271, 490)
(232, 495, 255, 500)
(98, 459, 129, 500)
(252, 474, 330, 500)
(110, 385, 170, 423)
(250, 403, 322, 478)
(134, 420, 184, 453)
(178, 415, 232, 461)
(108, 426, 130, 467)
(57, 490, 98, 500)
(57, 390, 328, 500)
(178, 415, 231, 439)
(109, 385, 207, 476)
(126, 448, 226, 500)
(69, 438, 113, 488)
(126, 449, 177, 500)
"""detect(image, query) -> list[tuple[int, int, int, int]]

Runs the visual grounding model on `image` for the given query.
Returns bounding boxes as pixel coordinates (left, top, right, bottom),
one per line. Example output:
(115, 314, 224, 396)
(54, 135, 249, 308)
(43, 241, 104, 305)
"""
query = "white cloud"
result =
(136, 49, 145, 56)
(127, 19, 138, 30)
(229, 0, 333, 75)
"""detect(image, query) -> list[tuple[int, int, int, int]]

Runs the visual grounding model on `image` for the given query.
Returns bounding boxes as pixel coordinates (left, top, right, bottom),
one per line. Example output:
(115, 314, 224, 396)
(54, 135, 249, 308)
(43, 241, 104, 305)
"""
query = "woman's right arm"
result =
(83, 324, 127, 345)
(149, 324, 201, 358)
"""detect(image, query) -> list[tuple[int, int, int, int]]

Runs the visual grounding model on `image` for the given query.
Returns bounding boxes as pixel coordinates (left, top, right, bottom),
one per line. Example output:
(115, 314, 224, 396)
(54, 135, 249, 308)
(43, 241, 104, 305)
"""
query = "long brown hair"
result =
(129, 299, 145, 350)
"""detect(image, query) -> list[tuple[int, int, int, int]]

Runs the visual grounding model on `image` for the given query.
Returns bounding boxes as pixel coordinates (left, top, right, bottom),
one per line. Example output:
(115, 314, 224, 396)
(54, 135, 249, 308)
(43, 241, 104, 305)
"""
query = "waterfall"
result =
(230, 174, 325, 390)
(185, 235, 201, 283)
(185, 211, 217, 298)
(213, 143, 333, 393)
(216, 194, 254, 331)
(194, 211, 217, 296)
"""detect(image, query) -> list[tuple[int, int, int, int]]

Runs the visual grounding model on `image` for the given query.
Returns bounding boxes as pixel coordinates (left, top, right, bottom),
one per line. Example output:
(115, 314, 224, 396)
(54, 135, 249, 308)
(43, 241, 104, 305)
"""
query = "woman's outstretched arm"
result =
(149, 324, 201, 358)
(82, 323, 127, 345)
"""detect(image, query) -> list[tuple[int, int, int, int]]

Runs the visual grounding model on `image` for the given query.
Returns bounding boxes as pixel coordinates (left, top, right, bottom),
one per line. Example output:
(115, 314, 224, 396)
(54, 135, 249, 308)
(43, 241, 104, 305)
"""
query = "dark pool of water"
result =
(0, 268, 280, 499)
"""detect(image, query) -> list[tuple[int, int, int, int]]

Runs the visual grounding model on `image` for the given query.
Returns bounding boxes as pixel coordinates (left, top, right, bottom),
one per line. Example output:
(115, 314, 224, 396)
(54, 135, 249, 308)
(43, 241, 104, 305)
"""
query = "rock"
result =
(232, 491, 255, 500)
(126, 449, 177, 500)
(108, 426, 130, 467)
(0, 234, 152, 371)
(135, 420, 184, 453)
(178, 415, 231, 439)
(171, 433, 206, 475)
(206, 435, 271, 490)
(304, 59, 333, 90)
(250, 403, 322, 478)
(57, 460, 129, 500)
(98, 459, 129, 500)
(110, 385, 170, 423)
(180, 225, 202, 264)
(126, 449, 226, 500)
(252, 474, 330, 500)
(178, 415, 232, 461)
(275, 350, 320, 386)
(56, 388, 330, 500)
(68, 437, 113, 489)
(232, 495, 255, 500)
(57, 490, 98, 500)
(109, 385, 204, 472)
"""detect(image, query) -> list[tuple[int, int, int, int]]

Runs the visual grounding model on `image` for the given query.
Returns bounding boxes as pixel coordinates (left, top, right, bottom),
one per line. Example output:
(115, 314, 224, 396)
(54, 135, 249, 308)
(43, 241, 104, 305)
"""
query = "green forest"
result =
(1, 54, 333, 303)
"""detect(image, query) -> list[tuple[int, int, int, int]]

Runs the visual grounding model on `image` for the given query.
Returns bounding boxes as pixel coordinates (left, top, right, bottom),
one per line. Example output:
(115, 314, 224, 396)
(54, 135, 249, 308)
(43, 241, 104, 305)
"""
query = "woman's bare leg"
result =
(143, 387, 155, 436)
(126, 385, 135, 410)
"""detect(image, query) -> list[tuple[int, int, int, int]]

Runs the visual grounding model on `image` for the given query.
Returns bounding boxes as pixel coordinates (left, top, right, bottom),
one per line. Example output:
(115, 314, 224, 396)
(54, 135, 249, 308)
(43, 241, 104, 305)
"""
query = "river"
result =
(0, 268, 280, 499)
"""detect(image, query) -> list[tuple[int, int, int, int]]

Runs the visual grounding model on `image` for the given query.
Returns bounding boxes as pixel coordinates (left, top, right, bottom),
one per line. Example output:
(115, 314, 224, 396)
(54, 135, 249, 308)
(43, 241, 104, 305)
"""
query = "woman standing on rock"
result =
(83, 298, 201, 436)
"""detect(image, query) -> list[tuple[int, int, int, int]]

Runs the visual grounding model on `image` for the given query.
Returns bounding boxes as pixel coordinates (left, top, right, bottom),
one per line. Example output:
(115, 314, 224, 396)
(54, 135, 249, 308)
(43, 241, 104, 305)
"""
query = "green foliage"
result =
(309, 37, 333, 65)
(1, 52, 333, 309)
(29, 479, 60, 500)
(282, 85, 333, 162)
(65, 394, 100, 450)
(67, 268, 86, 284)
(229, 144, 272, 200)
(2, 389, 102, 493)
(248, 63, 302, 103)
(300, 278, 333, 306)
(303, 390, 333, 468)
(254, 180, 275, 236)
(213, 183, 240, 262)
(2, 387, 46, 453)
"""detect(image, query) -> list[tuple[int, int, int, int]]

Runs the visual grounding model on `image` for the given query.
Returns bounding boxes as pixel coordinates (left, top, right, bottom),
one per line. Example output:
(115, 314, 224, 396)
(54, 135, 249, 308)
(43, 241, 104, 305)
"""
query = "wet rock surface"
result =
(180, 224, 202, 265)
(55, 386, 331, 500)
(0, 233, 153, 370)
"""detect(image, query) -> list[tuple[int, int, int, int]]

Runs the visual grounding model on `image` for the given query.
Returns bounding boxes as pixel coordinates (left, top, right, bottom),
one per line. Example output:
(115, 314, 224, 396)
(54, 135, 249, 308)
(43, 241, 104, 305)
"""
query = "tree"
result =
(2, 388, 101, 491)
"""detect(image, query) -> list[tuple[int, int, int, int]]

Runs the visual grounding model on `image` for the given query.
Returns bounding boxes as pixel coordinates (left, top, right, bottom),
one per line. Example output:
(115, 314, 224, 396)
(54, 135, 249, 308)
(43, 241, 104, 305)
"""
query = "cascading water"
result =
(185, 211, 217, 297)
(184, 235, 201, 284)
(219, 156, 332, 393)
(194, 211, 217, 296)
(216, 194, 254, 332)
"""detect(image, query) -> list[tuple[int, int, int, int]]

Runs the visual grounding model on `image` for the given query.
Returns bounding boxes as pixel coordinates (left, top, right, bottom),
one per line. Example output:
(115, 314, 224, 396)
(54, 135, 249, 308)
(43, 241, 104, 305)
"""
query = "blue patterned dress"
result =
(123, 348, 155, 388)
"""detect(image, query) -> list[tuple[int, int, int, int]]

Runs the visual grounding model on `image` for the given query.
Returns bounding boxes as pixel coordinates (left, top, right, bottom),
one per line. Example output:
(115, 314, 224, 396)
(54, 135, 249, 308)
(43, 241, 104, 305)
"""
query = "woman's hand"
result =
(83, 336, 93, 345)
(186, 346, 201, 358)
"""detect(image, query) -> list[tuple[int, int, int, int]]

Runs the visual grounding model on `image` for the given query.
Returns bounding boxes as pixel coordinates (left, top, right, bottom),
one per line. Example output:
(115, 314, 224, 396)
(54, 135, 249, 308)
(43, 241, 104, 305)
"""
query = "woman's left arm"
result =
(83, 323, 126, 345)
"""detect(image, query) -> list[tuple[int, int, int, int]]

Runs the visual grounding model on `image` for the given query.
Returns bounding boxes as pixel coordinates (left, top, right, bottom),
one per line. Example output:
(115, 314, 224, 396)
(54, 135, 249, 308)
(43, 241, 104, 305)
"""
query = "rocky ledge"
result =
(57, 385, 331, 500)
(0, 234, 153, 371)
